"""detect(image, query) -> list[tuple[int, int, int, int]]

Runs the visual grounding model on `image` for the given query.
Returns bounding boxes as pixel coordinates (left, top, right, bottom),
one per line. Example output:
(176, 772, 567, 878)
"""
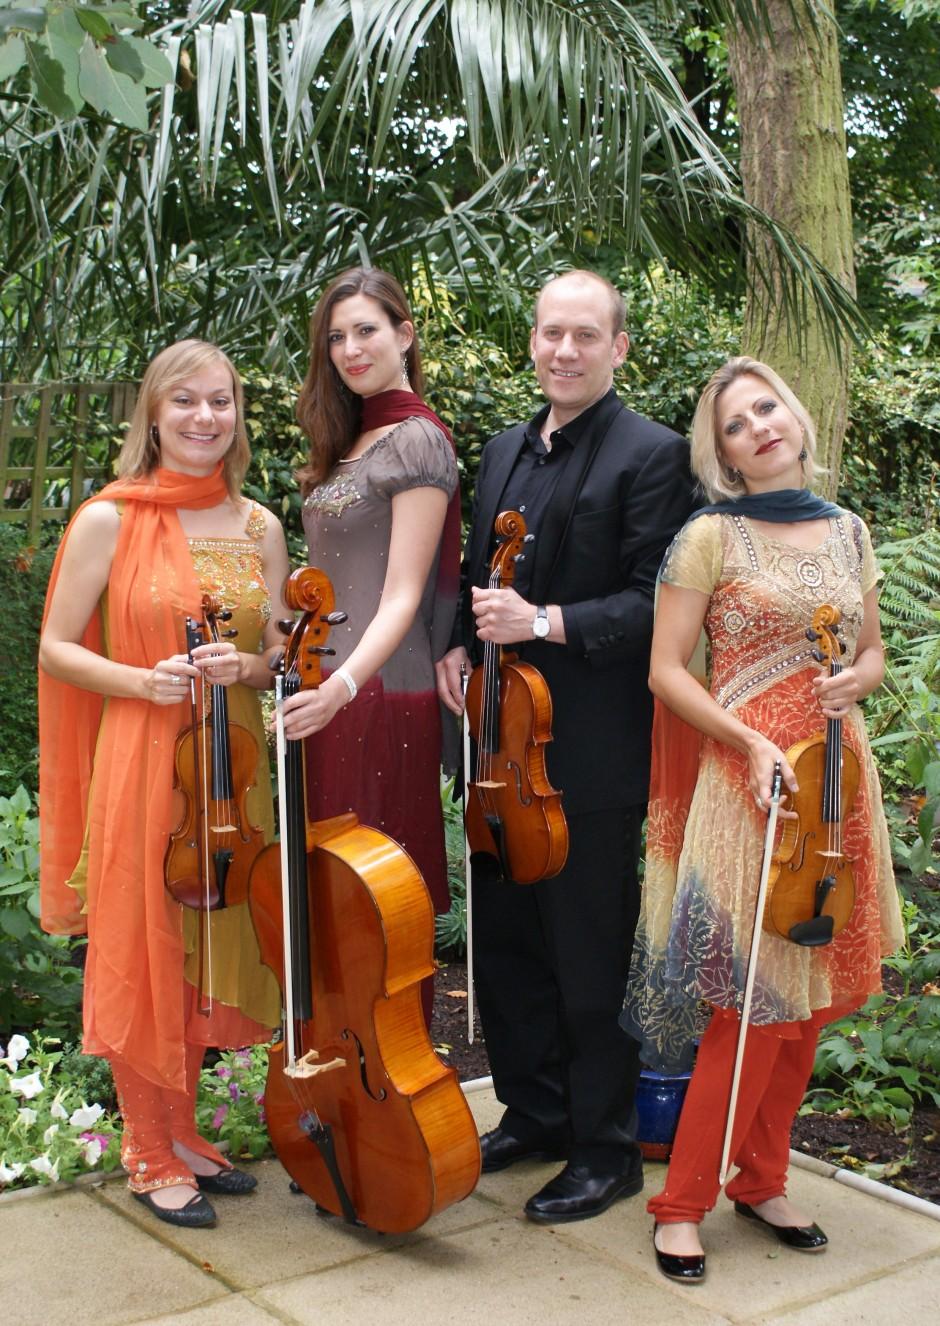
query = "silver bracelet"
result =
(334, 666, 358, 703)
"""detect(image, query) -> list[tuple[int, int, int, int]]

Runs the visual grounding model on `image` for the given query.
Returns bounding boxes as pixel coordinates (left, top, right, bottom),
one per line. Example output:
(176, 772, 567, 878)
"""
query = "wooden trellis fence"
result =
(0, 382, 137, 544)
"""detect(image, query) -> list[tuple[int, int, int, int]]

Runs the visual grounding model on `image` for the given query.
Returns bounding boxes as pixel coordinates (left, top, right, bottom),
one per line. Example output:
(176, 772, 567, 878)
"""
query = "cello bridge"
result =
(286, 1051, 346, 1080)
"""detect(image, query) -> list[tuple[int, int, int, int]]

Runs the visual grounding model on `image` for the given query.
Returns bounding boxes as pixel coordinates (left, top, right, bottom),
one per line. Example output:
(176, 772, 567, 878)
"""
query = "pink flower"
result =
(228, 1082, 240, 1101)
(215, 1065, 232, 1079)
(212, 1105, 229, 1129)
(80, 1131, 112, 1151)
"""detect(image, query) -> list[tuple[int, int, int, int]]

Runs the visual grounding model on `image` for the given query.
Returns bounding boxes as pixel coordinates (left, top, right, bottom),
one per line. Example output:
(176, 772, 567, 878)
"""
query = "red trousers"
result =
(111, 1042, 228, 1192)
(648, 1007, 820, 1224)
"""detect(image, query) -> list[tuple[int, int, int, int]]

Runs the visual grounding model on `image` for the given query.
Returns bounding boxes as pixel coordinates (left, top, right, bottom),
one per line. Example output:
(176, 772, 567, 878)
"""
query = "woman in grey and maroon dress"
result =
(282, 268, 460, 1021)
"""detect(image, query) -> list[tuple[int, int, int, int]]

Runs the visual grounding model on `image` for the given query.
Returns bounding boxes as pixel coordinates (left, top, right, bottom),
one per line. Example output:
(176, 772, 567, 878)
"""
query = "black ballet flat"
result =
(132, 1189, 217, 1228)
(653, 1224, 706, 1283)
(734, 1200, 828, 1251)
(195, 1166, 258, 1195)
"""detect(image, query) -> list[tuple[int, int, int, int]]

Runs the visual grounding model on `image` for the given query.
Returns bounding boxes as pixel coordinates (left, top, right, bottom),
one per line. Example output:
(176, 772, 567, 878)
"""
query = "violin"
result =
(763, 604, 859, 946)
(464, 510, 568, 884)
(165, 594, 265, 913)
(248, 566, 481, 1233)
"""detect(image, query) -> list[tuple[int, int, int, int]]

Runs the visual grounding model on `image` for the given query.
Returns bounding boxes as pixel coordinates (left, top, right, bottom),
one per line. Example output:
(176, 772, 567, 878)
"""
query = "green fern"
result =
(877, 529, 940, 637)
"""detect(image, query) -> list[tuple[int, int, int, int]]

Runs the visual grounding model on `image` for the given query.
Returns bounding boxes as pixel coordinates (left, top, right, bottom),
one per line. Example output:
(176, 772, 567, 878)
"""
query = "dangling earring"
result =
(730, 467, 741, 481)
(149, 423, 159, 447)
(799, 445, 808, 461)
(400, 353, 410, 387)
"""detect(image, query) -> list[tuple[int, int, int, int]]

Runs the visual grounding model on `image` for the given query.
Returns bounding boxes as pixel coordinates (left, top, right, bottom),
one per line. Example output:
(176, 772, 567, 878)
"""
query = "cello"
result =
(464, 510, 568, 884)
(248, 566, 481, 1233)
(763, 604, 859, 947)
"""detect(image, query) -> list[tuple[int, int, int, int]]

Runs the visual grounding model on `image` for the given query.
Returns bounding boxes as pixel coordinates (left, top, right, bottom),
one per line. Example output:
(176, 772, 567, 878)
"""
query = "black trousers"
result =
(472, 805, 644, 1172)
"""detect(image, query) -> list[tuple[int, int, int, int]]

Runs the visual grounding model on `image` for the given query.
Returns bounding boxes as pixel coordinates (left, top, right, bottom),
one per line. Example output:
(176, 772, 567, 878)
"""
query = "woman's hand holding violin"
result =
(144, 653, 197, 705)
(144, 642, 244, 706)
(812, 665, 862, 720)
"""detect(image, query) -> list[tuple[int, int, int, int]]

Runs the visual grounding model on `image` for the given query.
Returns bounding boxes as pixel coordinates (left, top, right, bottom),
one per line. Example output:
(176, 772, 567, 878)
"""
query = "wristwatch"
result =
(532, 605, 551, 639)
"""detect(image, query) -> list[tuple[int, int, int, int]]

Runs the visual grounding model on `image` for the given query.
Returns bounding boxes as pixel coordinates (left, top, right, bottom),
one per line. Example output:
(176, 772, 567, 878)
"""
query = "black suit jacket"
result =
(457, 390, 697, 813)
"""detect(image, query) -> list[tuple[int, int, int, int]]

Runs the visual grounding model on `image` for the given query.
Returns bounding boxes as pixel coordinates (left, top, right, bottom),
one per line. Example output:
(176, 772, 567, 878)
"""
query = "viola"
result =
(248, 566, 481, 1233)
(763, 604, 859, 947)
(165, 594, 265, 913)
(464, 510, 568, 884)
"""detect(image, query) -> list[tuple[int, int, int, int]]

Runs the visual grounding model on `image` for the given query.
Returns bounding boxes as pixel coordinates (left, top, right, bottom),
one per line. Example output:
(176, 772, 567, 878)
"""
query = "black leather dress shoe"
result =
(524, 1160, 644, 1224)
(195, 1166, 258, 1195)
(734, 1200, 828, 1250)
(480, 1127, 567, 1174)
(653, 1225, 706, 1283)
(132, 1189, 217, 1228)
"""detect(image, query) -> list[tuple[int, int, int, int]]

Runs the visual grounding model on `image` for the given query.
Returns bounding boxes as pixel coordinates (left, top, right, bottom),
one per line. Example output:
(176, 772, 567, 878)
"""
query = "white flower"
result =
(50, 1097, 68, 1120)
(17, 1107, 38, 1125)
(43, 1124, 59, 1145)
(29, 1154, 59, 1182)
(0, 1159, 25, 1184)
(68, 1102, 104, 1129)
(9, 1072, 43, 1100)
(0, 1034, 30, 1070)
(82, 1138, 103, 1167)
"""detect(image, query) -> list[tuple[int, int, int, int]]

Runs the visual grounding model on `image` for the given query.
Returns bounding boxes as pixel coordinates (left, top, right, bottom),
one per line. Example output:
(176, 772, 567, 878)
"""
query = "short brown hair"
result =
(533, 270, 627, 339)
(119, 340, 248, 498)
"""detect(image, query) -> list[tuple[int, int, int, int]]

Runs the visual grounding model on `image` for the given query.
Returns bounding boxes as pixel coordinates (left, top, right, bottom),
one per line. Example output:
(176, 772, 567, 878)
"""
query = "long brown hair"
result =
(296, 267, 424, 492)
(119, 340, 249, 499)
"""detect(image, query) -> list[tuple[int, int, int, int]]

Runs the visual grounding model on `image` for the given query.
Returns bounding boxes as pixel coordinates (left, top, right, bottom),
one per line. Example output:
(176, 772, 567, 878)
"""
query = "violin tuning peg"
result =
(322, 611, 347, 626)
(223, 629, 238, 639)
(308, 645, 336, 657)
(811, 647, 825, 663)
(268, 649, 285, 672)
(220, 610, 233, 622)
(276, 619, 295, 635)
(512, 552, 525, 562)
(523, 533, 535, 543)
(839, 639, 847, 655)
(805, 627, 819, 642)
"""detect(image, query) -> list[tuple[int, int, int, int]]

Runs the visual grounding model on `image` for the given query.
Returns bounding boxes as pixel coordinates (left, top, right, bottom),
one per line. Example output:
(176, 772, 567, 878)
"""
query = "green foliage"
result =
(862, 526, 940, 874)
(0, 785, 85, 1038)
(194, 1046, 271, 1162)
(0, 523, 58, 795)
(435, 778, 467, 959)
(0, 0, 170, 127)
(803, 887, 940, 1127)
(0, 1032, 122, 1189)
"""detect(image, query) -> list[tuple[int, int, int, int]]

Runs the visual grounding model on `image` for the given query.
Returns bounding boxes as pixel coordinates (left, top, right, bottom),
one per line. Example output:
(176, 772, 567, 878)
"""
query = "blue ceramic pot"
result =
(636, 1068, 692, 1161)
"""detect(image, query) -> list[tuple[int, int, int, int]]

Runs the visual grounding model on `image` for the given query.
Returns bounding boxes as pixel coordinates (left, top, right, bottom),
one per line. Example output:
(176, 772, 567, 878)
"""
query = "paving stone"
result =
(255, 1214, 734, 1326)
(137, 1294, 285, 1325)
(3, 1189, 220, 1326)
(763, 1254, 940, 1324)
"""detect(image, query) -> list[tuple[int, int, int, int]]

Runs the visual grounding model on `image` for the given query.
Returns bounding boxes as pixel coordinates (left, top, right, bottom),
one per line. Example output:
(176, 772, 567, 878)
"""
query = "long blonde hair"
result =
(691, 356, 822, 502)
(119, 340, 249, 498)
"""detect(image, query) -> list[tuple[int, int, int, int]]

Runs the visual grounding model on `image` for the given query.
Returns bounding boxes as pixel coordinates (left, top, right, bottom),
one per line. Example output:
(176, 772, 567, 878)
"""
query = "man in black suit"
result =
(436, 270, 696, 1223)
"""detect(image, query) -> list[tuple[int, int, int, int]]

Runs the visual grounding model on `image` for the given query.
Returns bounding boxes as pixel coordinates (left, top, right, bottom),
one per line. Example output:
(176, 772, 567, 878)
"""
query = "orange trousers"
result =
(111, 1042, 228, 1193)
(648, 1007, 820, 1224)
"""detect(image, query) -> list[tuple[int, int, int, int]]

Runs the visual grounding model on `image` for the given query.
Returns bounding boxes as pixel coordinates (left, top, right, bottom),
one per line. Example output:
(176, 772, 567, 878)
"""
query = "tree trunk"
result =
(727, 1, 855, 493)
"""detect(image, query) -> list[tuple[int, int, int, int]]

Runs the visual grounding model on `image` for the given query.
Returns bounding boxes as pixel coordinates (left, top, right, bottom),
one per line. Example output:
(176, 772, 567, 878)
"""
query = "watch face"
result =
(533, 611, 550, 638)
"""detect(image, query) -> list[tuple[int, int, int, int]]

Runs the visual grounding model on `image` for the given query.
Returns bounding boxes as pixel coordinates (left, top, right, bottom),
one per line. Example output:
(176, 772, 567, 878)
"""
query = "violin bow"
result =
(718, 761, 783, 1186)
(461, 662, 475, 1045)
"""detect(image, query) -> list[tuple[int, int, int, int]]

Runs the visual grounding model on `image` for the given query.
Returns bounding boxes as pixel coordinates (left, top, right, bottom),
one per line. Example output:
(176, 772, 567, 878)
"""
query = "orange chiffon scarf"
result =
(39, 466, 233, 1091)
